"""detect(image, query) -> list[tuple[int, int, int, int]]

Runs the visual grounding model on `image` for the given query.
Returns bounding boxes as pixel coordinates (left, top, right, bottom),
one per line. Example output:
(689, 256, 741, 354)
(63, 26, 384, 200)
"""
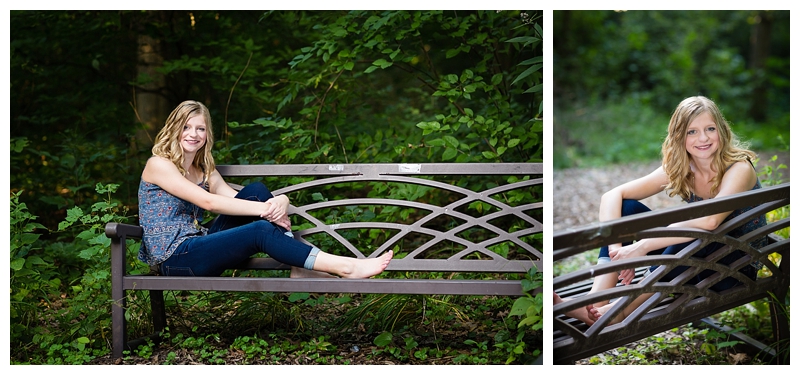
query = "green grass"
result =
(555, 96, 789, 170)
(554, 97, 669, 169)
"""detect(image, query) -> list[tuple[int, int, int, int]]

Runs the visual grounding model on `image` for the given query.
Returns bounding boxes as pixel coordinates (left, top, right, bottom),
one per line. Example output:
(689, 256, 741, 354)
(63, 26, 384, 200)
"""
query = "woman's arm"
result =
(206, 167, 290, 222)
(142, 157, 269, 217)
(599, 166, 670, 223)
(610, 161, 758, 283)
(598, 166, 670, 262)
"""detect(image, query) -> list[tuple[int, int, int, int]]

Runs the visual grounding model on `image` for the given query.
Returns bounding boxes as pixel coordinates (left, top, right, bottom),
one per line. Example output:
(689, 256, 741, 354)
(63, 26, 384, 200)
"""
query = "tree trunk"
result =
(749, 11, 772, 122)
(133, 32, 169, 152)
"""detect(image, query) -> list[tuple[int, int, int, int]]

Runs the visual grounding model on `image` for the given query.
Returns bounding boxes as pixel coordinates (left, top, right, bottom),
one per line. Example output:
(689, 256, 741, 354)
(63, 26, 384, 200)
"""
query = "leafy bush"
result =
(10, 183, 135, 364)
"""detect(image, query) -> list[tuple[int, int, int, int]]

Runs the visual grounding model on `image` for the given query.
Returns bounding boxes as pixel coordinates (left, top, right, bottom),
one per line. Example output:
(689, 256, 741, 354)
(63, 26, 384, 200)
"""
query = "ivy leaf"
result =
(443, 135, 459, 148)
(374, 332, 393, 347)
(289, 292, 310, 302)
(460, 69, 473, 82)
(18, 233, 40, 246)
(510, 297, 534, 317)
(442, 147, 457, 161)
(10, 258, 25, 271)
(78, 247, 100, 260)
(372, 59, 392, 69)
(491, 74, 503, 86)
(426, 138, 446, 147)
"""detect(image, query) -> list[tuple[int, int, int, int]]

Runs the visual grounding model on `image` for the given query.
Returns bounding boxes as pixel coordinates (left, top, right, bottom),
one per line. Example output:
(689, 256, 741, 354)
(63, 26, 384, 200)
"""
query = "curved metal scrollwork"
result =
(219, 163, 542, 273)
(553, 183, 790, 363)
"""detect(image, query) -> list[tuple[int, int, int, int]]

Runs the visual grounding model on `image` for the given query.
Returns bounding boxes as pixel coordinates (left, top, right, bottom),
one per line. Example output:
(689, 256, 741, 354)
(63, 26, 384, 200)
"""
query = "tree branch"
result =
(224, 51, 253, 145)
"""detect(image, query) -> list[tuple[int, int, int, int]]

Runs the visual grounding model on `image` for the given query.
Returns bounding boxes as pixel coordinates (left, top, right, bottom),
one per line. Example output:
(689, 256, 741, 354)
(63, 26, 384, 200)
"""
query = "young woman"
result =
(554, 96, 767, 326)
(138, 100, 392, 278)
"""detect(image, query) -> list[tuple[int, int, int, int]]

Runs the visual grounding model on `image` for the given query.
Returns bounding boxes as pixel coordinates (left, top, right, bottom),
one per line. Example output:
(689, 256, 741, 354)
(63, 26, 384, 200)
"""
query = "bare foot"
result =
(314, 250, 393, 279)
(341, 250, 393, 279)
(290, 266, 338, 278)
(587, 302, 625, 325)
(554, 292, 598, 326)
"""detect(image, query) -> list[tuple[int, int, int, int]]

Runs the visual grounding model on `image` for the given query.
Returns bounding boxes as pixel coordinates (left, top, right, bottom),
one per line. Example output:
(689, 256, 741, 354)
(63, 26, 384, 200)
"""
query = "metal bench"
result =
(553, 182, 790, 364)
(107, 163, 542, 358)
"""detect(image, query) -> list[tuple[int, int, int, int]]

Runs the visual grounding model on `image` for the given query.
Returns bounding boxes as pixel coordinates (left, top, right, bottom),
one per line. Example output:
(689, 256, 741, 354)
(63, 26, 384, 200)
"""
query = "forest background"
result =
(554, 10, 790, 168)
(9, 10, 542, 364)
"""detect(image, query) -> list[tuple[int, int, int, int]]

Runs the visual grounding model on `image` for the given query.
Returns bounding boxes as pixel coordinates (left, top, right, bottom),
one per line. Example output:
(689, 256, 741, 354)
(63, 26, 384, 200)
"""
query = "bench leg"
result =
(768, 251, 790, 365)
(111, 292, 127, 359)
(110, 236, 127, 359)
(768, 289, 790, 364)
(150, 290, 167, 333)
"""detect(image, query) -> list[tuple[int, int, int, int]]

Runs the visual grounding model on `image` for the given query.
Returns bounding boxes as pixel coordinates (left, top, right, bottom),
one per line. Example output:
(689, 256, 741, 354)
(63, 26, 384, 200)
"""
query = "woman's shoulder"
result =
(145, 155, 175, 168)
(720, 159, 758, 189)
(142, 156, 183, 187)
(143, 156, 178, 175)
(726, 159, 756, 175)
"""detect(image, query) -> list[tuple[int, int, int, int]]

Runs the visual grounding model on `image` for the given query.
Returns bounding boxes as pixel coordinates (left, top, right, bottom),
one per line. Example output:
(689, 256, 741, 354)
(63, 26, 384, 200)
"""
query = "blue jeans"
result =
(159, 182, 319, 276)
(598, 199, 756, 292)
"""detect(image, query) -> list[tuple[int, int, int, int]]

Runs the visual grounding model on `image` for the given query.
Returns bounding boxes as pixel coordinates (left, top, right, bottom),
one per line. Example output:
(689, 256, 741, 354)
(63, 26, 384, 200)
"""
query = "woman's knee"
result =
(236, 182, 273, 201)
(621, 199, 651, 216)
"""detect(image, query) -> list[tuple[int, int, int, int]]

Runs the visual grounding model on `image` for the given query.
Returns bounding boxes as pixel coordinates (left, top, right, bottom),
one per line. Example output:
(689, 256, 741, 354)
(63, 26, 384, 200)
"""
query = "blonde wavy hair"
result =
(661, 96, 756, 201)
(151, 100, 215, 184)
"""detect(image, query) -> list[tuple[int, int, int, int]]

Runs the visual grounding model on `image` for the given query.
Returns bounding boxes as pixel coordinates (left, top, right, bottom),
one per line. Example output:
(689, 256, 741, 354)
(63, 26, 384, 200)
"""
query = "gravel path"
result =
(554, 160, 683, 232)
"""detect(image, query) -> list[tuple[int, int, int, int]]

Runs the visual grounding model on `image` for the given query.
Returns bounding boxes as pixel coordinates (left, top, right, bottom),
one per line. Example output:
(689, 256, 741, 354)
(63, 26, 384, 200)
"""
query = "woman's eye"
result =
(687, 130, 696, 135)
(707, 127, 716, 132)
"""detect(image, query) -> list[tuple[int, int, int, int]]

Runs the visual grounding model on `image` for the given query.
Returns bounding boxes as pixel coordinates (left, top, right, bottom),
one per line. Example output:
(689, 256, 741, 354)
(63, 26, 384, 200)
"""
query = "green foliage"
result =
(338, 293, 469, 333)
(219, 10, 542, 166)
(9, 190, 53, 347)
(499, 266, 543, 364)
(555, 10, 789, 119)
(554, 10, 789, 170)
(584, 325, 745, 365)
(10, 183, 133, 364)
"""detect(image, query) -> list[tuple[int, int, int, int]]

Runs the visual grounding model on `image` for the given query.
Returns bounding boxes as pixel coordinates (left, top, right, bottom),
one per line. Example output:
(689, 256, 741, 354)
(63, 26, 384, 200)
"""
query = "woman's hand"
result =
(261, 195, 289, 222)
(609, 243, 640, 285)
(273, 215, 292, 231)
(609, 242, 640, 261)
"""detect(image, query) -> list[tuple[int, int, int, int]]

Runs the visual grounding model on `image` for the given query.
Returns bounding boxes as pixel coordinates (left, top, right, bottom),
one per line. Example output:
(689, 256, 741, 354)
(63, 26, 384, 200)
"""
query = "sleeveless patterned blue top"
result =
(138, 179, 208, 266)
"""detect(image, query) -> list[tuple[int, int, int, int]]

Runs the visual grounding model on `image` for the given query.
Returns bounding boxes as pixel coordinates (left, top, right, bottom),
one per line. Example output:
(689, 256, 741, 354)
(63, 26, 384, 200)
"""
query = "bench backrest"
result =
(552, 183, 790, 363)
(217, 163, 542, 274)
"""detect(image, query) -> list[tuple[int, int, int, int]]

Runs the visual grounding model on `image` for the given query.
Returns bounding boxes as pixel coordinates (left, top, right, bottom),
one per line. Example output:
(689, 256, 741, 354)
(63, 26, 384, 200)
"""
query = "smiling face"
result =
(683, 111, 719, 163)
(181, 115, 208, 157)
